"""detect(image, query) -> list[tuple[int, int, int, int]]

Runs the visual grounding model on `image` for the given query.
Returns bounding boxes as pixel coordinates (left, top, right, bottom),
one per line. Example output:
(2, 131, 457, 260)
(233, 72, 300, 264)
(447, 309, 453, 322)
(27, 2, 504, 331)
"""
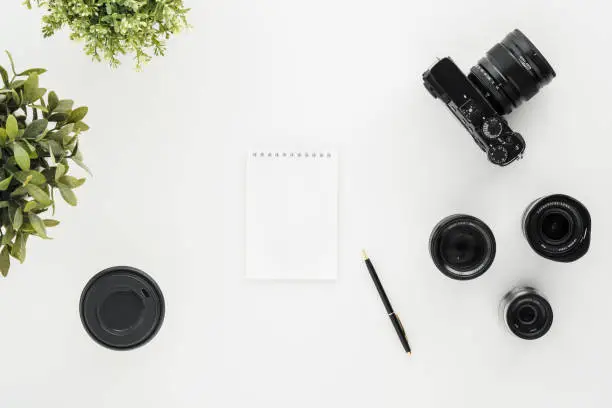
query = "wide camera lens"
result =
(469, 29, 556, 115)
(523, 194, 591, 262)
(500, 287, 553, 340)
(429, 215, 496, 280)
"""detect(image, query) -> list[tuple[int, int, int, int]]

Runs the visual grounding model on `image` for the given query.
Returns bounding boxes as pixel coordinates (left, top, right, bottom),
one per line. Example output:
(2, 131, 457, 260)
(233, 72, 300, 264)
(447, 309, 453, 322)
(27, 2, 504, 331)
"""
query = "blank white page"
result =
(246, 151, 338, 280)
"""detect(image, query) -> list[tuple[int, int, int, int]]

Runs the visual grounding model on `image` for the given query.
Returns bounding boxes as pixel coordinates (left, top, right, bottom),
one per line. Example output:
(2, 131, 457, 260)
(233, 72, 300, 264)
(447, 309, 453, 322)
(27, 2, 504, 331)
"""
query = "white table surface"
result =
(1, 0, 611, 406)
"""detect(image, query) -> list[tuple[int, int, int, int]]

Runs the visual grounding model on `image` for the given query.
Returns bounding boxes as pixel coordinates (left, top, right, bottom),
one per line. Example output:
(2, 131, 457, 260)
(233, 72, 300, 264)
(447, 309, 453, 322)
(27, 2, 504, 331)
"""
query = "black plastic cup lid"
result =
(80, 266, 165, 350)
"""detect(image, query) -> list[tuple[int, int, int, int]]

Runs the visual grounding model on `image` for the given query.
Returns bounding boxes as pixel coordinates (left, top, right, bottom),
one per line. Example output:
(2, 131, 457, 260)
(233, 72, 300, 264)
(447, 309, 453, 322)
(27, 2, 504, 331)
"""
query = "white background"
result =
(0, 0, 611, 407)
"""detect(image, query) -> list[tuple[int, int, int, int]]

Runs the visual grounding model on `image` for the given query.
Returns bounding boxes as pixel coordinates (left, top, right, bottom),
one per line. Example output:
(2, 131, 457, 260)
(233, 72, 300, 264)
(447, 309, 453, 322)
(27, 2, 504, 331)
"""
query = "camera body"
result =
(423, 29, 555, 166)
(423, 58, 525, 166)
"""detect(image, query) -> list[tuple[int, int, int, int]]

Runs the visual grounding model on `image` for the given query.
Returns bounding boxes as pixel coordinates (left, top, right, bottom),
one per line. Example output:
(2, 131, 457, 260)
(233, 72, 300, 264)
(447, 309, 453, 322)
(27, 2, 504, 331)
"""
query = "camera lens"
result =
(429, 214, 496, 280)
(468, 29, 556, 114)
(523, 194, 591, 262)
(500, 287, 553, 340)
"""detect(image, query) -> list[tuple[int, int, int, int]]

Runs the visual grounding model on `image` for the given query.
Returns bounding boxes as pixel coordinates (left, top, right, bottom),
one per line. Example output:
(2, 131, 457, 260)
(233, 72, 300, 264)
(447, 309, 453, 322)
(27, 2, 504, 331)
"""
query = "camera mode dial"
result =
(482, 117, 503, 139)
(488, 145, 508, 165)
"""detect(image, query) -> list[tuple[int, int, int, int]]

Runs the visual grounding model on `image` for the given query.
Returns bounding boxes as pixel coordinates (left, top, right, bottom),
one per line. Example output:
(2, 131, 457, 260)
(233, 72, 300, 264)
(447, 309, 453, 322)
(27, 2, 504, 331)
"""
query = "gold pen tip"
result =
(361, 249, 368, 260)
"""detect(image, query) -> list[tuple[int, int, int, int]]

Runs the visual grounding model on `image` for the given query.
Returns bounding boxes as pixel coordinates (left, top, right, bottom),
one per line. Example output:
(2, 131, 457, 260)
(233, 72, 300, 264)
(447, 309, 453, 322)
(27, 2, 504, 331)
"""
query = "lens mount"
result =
(469, 29, 556, 114)
(429, 214, 496, 280)
(501, 287, 553, 340)
(523, 194, 591, 262)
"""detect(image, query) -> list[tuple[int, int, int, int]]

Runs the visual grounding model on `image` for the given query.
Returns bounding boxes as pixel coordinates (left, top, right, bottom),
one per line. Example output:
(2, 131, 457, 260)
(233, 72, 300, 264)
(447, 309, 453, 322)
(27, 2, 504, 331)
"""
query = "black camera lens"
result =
(500, 287, 553, 340)
(429, 215, 496, 280)
(523, 194, 591, 262)
(469, 29, 556, 115)
(80, 266, 165, 350)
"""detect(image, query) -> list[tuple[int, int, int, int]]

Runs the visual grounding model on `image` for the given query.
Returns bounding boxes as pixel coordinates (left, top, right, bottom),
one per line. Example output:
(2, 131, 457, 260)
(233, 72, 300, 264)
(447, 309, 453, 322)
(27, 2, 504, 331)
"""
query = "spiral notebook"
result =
(246, 151, 338, 280)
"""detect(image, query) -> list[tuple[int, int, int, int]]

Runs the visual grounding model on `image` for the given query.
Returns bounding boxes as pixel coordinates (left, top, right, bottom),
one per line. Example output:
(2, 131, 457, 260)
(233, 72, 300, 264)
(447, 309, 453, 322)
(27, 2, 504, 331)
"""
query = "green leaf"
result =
(74, 121, 90, 132)
(0, 128, 6, 145)
(25, 184, 52, 206)
(71, 150, 92, 176)
(28, 213, 49, 239)
(59, 186, 77, 206)
(10, 186, 28, 197)
(47, 91, 59, 111)
(49, 123, 73, 144)
(23, 201, 38, 213)
(0, 201, 9, 209)
(23, 73, 39, 103)
(5, 51, 16, 76)
(6, 115, 18, 140)
(55, 163, 67, 182)
(0, 65, 8, 87)
(59, 175, 86, 188)
(10, 79, 25, 89)
(54, 99, 73, 113)
(22, 119, 48, 139)
(0, 175, 13, 191)
(67, 107, 88, 123)
(43, 219, 60, 227)
(10, 233, 27, 263)
(1, 226, 14, 245)
(17, 68, 47, 76)
(15, 171, 45, 185)
(48, 112, 69, 122)
(0, 246, 10, 277)
(13, 142, 30, 170)
(12, 207, 23, 230)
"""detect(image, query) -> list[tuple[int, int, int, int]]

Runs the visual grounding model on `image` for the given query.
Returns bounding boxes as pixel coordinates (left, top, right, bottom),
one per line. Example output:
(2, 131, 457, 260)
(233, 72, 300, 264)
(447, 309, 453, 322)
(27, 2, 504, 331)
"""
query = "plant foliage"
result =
(0, 51, 90, 277)
(25, 0, 190, 70)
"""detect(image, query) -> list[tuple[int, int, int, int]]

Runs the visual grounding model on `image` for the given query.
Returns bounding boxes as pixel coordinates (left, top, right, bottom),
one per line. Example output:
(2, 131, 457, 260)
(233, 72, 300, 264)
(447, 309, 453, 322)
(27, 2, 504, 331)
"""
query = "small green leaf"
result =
(22, 119, 48, 139)
(15, 171, 46, 185)
(0, 65, 8, 87)
(43, 219, 60, 227)
(49, 123, 73, 144)
(0, 128, 6, 144)
(53, 99, 73, 113)
(74, 121, 90, 132)
(48, 112, 69, 122)
(55, 163, 67, 182)
(0, 175, 13, 191)
(47, 91, 58, 111)
(5, 51, 16, 76)
(13, 142, 30, 170)
(6, 115, 18, 140)
(0, 201, 9, 209)
(25, 184, 52, 206)
(67, 107, 88, 123)
(71, 150, 92, 176)
(59, 186, 77, 206)
(23, 74, 39, 103)
(28, 213, 49, 239)
(17, 68, 47, 76)
(10, 233, 27, 263)
(23, 201, 38, 213)
(10, 186, 28, 197)
(59, 175, 86, 188)
(13, 207, 23, 230)
(0, 246, 10, 277)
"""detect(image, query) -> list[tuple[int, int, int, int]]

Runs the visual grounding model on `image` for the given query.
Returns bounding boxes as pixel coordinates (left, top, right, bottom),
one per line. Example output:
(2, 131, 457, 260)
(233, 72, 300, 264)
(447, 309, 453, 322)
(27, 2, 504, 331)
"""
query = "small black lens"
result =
(523, 194, 591, 262)
(80, 266, 165, 350)
(429, 215, 496, 280)
(469, 29, 556, 114)
(501, 287, 553, 340)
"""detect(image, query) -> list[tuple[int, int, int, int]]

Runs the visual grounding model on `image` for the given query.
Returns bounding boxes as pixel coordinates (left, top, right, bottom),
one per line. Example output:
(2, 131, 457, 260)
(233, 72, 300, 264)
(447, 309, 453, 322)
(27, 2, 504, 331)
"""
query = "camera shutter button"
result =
(482, 117, 503, 139)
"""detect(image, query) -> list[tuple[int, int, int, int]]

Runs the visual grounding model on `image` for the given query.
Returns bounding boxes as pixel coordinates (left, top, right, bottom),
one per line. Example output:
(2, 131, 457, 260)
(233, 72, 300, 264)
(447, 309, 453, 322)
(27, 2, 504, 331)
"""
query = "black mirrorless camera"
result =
(423, 29, 556, 166)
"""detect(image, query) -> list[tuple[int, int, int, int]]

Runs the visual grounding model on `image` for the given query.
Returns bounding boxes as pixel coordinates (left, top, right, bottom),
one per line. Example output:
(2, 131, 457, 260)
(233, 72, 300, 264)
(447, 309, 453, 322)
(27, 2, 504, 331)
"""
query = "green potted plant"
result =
(25, 0, 190, 70)
(0, 51, 90, 277)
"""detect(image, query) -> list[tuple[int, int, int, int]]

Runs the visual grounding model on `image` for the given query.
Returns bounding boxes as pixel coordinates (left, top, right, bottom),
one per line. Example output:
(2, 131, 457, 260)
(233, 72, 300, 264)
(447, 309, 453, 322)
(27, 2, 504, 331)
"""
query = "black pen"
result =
(362, 250, 411, 355)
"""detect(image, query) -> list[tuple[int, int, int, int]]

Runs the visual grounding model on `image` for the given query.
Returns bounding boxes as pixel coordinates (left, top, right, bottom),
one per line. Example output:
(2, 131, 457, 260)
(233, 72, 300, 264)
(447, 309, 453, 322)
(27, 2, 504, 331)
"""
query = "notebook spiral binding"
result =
(251, 151, 333, 158)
